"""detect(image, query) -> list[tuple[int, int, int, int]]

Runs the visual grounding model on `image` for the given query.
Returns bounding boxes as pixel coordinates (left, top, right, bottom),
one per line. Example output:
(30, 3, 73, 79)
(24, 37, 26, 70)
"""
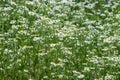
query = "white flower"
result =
(10, 2, 17, 5)
(50, 62, 57, 67)
(10, 20, 16, 24)
(16, 59, 21, 63)
(56, 62, 64, 67)
(90, 57, 99, 64)
(58, 58, 68, 63)
(50, 43, 56, 47)
(21, 46, 33, 50)
(33, 37, 41, 41)
(49, 0, 56, 4)
(12, 25, 18, 30)
(29, 78, 33, 80)
(24, 69, 29, 73)
(73, 70, 81, 75)
(18, 30, 29, 35)
(25, 1, 34, 5)
(4, 49, 13, 54)
(85, 3, 96, 9)
(61, 0, 68, 3)
(3, 7, 13, 11)
(102, 47, 109, 51)
(100, 14, 106, 17)
(105, 74, 114, 80)
(84, 67, 90, 72)
(77, 74, 85, 79)
(28, 11, 36, 16)
(58, 75, 64, 78)
(43, 76, 48, 79)
(38, 53, 47, 56)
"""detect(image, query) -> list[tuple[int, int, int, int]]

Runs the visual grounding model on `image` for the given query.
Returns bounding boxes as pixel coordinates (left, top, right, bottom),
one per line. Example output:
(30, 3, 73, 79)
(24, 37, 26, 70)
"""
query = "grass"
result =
(0, 0, 120, 80)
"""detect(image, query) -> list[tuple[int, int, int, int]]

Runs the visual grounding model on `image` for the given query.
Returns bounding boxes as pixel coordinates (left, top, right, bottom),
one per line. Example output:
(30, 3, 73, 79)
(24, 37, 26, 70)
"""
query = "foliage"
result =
(0, 0, 120, 79)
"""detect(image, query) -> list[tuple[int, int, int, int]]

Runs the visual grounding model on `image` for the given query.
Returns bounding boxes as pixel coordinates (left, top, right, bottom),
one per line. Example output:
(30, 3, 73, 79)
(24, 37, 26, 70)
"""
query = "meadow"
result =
(0, 0, 120, 80)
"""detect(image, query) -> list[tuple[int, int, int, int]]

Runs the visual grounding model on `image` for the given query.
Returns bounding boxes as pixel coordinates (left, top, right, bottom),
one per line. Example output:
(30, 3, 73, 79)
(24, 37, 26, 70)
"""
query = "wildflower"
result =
(4, 49, 12, 54)
(105, 74, 114, 80)
(56, 62, 64, 67)
(28, 78, 33, 80)
(3, 7, 13, 11)
(21, 46, 33, 50)
(33, 37, 41, 41)
(73, 70, 85, 79)
(58, 58, 68, 63)
(84, 67, 90, 72)
(24, 69, 29, 73)
(50, 43, 56, 47)
(111, 46, 116, 49)
(61, 0, 68, 3)
(77, 74, 85, 79)
(25, 1, 34, 5)
(28, 11, 35, 16)
(10, 20, 16, 24)
(50, 62, 57, 67)
(49, 0, 56, 4)
(16, 59, 21, 63)
(100, 14, 106, 17)
(84, 40, 91, 44)
(38, 53, 47, 56)
(102, 47, 109, 51)
(0, 68, 3, 71)
(115, 14, 120, 19)
(10, 2, 17, 6)
(109, 56, 120, 62)
(103, 38, 111, 43)
(73, 70, 81, 74)
(43, 76, 48, 79)
(12, 25, 18, 30)
(96, 25, 104, 30)
(58, 75, 64, 78)
(18, 30, 28, 35)
(90, 57, 99, 64)
(84, 3, 96, 9)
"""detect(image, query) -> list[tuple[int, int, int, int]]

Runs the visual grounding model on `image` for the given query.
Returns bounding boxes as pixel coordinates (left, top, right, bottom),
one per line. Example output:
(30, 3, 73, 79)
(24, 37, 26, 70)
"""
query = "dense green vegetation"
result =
(0, 0, 120, 80)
